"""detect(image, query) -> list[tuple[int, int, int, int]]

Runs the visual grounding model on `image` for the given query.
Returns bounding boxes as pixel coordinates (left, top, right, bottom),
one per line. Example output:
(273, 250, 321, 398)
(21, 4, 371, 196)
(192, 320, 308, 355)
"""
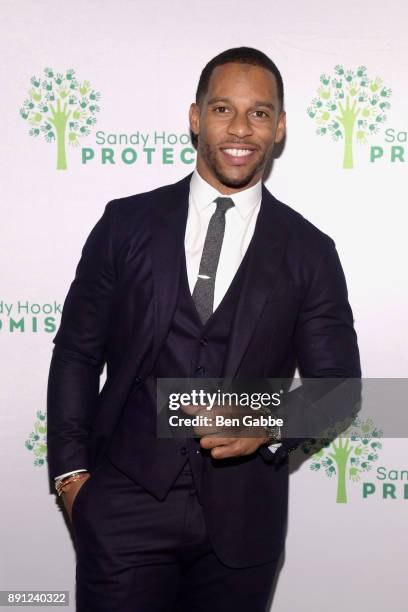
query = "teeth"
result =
(223, 148, 253, 157)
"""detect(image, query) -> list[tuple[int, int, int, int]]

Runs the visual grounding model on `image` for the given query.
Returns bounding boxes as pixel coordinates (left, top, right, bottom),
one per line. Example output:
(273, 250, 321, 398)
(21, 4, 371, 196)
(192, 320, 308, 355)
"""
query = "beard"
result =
(199, 140, 270, 189)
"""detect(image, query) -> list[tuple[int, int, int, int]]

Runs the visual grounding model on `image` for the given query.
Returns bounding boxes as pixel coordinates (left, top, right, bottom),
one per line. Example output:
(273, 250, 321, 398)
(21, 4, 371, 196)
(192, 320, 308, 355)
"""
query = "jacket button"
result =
(195, 366, 205, 375)
(135, 376, 143, 385)
(200, 338, 208, 347)
(180, 447, 188, 455)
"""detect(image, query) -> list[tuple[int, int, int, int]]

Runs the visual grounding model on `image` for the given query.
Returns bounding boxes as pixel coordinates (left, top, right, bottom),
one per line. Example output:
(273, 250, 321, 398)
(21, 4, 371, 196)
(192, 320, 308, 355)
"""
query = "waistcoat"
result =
(107, 241, 253, 500)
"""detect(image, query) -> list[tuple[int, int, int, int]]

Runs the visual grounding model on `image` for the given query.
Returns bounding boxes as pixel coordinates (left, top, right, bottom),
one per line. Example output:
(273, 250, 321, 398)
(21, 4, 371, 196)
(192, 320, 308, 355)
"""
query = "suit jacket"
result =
(47, 171, 361, 566)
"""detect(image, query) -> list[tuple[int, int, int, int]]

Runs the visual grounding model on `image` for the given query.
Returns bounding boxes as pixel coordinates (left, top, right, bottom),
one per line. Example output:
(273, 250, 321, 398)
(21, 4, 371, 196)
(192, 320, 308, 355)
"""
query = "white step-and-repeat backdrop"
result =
(1, 1, 407, 610)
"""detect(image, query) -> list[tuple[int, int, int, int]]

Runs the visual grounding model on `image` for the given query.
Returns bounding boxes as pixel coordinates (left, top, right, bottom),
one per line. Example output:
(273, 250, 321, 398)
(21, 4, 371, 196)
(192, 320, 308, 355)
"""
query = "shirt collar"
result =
(190, 168, 262, 219)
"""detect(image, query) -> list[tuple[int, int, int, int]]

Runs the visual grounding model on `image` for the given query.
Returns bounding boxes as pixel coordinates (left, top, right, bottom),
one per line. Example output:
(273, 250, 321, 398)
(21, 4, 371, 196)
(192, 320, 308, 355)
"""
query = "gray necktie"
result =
(192, 196, 235, 324)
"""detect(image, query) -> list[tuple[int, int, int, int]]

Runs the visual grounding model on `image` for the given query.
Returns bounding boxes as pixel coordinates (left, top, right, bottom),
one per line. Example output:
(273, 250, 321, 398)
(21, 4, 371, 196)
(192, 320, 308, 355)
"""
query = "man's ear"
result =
(275, 110, 286, 144)
(189, 103, 200, 138)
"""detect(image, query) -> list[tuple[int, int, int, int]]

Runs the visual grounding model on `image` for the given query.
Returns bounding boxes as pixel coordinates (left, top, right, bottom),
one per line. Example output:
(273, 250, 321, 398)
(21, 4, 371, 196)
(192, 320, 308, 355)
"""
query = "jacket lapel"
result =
(222, 184, 289, 378)
(150, 172, 193, 362)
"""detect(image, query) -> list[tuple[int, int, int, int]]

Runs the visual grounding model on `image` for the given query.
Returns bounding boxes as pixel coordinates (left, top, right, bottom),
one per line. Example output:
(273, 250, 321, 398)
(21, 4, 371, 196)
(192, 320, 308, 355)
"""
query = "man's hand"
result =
(181, 402, 270, 459)
(61, 474, 91, 522)
(199, 434, 270, 458)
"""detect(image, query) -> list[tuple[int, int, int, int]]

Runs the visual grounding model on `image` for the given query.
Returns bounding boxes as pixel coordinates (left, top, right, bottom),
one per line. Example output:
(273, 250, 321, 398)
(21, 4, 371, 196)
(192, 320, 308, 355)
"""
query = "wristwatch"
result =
(256, 406, 282, 444)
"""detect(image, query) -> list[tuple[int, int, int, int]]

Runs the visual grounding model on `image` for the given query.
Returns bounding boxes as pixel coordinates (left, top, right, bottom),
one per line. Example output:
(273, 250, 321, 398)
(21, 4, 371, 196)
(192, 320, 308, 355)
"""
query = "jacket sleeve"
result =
(258, 239, 362, 465)
(46, 200, 117, 479)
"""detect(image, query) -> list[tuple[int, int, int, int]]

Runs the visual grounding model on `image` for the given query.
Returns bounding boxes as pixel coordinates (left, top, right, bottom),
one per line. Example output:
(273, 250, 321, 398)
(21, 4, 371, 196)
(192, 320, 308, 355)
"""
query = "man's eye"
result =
(253, 110, 269, 118)
(214, 106, 229, 113)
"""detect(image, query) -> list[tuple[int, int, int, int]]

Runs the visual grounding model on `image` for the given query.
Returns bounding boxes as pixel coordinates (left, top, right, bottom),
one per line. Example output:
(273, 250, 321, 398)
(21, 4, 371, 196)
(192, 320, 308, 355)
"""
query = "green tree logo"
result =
(20, 68, 101, 170)
(307, 65, 392, 169)
(25, 410, 47, 467)
(302, 417, 383, 503)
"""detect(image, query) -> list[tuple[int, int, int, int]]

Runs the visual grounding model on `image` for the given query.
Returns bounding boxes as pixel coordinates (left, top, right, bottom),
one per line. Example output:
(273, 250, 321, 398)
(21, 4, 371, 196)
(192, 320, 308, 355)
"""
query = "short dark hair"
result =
(195, 46, 284, 110)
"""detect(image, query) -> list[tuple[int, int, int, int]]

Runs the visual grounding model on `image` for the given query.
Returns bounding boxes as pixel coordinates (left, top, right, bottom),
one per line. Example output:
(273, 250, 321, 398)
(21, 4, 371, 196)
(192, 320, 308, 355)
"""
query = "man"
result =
(47, 47, 361, 611)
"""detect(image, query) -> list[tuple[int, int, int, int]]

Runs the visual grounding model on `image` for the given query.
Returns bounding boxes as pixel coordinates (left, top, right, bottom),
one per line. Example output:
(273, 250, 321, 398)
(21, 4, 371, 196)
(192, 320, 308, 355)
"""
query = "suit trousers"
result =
(71, 455, 279, 612)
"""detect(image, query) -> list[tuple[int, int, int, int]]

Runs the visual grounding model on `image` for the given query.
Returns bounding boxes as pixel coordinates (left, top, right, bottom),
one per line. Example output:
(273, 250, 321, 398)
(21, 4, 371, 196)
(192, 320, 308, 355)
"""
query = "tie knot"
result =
(214, 196, 235, 214)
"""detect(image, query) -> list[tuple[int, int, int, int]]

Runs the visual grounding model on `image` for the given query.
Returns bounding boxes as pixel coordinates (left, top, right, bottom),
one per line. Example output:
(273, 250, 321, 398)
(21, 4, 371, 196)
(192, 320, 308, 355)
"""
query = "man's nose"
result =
(227, 112, 253, 138)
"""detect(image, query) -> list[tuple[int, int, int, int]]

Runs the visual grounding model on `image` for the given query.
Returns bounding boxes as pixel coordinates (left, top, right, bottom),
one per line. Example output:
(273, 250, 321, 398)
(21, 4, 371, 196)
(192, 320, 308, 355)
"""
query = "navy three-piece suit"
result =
(47, 171, 361, 610)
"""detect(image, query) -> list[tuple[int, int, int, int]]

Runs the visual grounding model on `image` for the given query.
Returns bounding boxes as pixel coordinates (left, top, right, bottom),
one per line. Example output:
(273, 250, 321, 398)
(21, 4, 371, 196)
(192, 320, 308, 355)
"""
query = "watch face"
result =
(266, 426, 281, 443)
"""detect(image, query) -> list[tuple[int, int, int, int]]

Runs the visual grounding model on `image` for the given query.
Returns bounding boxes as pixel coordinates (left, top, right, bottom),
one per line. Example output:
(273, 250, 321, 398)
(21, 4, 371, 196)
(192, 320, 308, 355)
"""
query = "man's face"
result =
(189, 62, 286, 193)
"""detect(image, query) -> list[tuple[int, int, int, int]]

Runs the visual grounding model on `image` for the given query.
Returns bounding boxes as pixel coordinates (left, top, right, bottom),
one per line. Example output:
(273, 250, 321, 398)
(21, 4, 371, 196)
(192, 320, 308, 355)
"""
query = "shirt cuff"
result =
(54, 469, 88, 481)
(267, 442, 282, 454)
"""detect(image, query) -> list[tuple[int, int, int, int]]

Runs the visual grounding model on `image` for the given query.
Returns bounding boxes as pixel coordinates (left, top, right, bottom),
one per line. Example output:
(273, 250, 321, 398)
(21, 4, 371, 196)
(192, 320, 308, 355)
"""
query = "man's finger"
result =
(180, 403, 201, 415)
(200, 435, 238, 449)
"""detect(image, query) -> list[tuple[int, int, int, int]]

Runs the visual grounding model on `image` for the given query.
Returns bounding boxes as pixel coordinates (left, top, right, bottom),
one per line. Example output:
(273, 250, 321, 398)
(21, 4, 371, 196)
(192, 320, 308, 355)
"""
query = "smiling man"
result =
(47, 47, 361, 612)
(190, 59, 285, 192)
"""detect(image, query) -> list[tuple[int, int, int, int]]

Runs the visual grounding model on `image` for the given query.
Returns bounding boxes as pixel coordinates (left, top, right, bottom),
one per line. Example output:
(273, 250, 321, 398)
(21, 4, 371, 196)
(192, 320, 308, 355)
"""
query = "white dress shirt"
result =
(185, 168, 262, 309)
(54, 169, 280, 481)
